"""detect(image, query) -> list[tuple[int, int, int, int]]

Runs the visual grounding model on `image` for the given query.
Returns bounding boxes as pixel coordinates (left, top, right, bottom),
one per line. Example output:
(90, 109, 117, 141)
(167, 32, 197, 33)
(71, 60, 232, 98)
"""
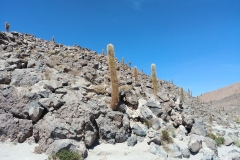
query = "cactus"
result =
(128, 61, 131, 68)
(107, 44, 119, 110)
(134, 66, 138, 81)
(52, 36, 54, 42)
(180, 87, 184, 102)
(5, 22, 10, 32)
(121, 57, 124, 65)
(102, 49, 105, 55)
(151, 64, 158, 95)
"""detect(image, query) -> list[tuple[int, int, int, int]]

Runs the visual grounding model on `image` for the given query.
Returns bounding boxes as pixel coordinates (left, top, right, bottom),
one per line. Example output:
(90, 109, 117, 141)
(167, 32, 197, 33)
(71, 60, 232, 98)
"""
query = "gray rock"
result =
(11, 69, 40, 86)
(173, 151, 182, 159)
(145, 102, 162, 117)
(27, 101, 44, 122)
(27, 59, 36, 68)
(188, 135, 202, 153)
(0, 71, 11, 84)
(127, 135, 137, 146)
(181, 147, 190, 158)
(43, 80, 62, 92)
(46, 139, 87, 158)
(204, 137, 218, 155)
(190, 119, 207, 136)
(132, 123, 146, 137)
(158, 93, 170, 102)
(224, 135, 233, 146)
(38, 97, 65, 111)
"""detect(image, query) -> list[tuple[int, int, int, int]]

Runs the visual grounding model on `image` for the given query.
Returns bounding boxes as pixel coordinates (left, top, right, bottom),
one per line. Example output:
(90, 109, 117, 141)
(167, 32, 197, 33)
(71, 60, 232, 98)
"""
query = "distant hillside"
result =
(199, 82, 240, 103)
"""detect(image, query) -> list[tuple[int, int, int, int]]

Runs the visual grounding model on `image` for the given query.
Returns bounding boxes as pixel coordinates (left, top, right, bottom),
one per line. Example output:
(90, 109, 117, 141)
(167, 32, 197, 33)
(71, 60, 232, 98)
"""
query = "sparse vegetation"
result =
(107, 44, 119, 110)
(235, 118, 240, 124)
(44, 68, 53, 80)
(234, 139, 240, 148)
(48, 149, 82, 160)
(161, 130, 173, 143)
(93, 85, 107, 94)
(151, 64, 158, 95)
(119, 85, 132, 92)
(207, 132, 216, 140)
(215, 136, 224, 146)
(144, 119, 153, 129)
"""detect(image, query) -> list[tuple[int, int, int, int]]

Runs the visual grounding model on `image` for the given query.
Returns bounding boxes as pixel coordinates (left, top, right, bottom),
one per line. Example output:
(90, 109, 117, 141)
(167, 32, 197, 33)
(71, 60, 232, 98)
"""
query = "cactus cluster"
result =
(107, 44, 119, 110)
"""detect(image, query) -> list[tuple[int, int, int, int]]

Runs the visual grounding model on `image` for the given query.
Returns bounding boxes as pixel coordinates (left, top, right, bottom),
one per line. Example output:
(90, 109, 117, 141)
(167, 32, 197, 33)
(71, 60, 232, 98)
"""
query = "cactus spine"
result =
(107, 44, 119, 110)
(134, 66, 138, 81)
(151, 64, 157, 95)
(5, 22, 10, 32)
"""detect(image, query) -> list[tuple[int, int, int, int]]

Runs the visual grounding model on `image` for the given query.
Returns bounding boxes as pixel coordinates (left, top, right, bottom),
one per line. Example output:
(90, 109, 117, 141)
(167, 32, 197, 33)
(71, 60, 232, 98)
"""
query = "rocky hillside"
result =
(1, 31, 240, 160)
(199, 82, 240, 118)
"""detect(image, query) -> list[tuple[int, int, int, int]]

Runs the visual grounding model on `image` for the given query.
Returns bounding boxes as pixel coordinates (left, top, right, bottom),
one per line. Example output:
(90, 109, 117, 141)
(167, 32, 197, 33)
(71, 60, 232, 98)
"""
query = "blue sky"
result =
(1, 0, 239, 96)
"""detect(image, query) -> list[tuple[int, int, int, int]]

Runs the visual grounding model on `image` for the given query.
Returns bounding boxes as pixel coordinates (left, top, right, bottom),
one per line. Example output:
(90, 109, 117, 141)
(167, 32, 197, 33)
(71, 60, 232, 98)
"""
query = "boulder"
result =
(132, 123, 146, 137)
(188, 134, 202, 153)
(145, 101, 162, 117)
(127, 135, 137, 146)
(46, 139, 87, 158)
(190, 119, 207, 136)
(223, 135, 233, 146)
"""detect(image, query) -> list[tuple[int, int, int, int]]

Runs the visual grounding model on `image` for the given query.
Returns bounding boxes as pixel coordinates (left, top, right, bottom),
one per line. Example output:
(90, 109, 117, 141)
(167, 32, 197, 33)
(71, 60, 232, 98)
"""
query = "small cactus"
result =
(121, 57, 124, 65)
(52, 36, 54, 42)
(128, 61, 131, 68)
(151, 64, 158, 95)
(134, 66, 138, 81)
(107, 44, 119, 110)
(180, 87, 184, 102)
(102, 49, 105, 55)
(5, 22, 10, 32)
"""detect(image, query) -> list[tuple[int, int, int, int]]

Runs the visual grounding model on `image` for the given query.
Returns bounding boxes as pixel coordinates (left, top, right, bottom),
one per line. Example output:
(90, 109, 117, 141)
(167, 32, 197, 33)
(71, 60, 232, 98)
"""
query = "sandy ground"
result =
(1, 139, 240, 160)
(0, 140, 48, 160)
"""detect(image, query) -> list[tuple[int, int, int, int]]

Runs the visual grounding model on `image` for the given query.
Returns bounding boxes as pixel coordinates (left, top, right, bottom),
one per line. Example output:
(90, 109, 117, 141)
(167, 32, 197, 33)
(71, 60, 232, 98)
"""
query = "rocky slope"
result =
(199, 82, 240, 118)
(0, 31, 240, 160)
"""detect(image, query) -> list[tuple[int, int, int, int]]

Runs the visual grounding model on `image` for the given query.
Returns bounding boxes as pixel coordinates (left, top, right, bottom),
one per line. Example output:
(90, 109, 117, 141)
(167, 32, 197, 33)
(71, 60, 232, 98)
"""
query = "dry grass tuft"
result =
(119, 85, 132, 92)
(93, 85, 107, 94)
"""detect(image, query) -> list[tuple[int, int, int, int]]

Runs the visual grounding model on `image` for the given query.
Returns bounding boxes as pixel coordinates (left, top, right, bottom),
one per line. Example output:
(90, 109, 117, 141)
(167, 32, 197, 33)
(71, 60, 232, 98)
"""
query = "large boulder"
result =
(145, 101, 162, 117)
(46, 139, 87, 158)
(95, 111, 130, 144)
(188, 134, 203, 153)
(190, 119, 207, 136)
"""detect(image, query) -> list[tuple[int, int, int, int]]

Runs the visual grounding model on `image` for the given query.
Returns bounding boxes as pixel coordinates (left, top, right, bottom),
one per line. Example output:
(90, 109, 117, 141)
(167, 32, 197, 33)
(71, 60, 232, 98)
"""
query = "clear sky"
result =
(1, 0, 239, 96)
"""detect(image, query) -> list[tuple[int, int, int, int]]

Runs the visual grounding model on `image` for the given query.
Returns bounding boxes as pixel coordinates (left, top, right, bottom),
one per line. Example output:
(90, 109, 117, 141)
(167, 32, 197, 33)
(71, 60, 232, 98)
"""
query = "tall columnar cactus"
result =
(5, 22, 10, 32)
(134, 66, 138, 81)
(52, 36, 55, 42)
(180, 87, 184, 102)
(151, 64, 158, 95)
(107, 44, 119, 110)
(102, 49, 104, 55)
(121, 57, 124, 65)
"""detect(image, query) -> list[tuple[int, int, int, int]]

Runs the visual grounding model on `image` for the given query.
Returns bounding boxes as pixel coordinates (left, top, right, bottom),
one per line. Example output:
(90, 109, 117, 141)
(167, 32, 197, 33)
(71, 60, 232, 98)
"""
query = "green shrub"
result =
(161, 130, 173, 143)
(144, 119, 153, 129)
(207, 132, 216, 140)
(234, 140, 240, 148)
(48, 149, 82, 160)
(215, 136, 224, 146)
(235, 118, 240, 124)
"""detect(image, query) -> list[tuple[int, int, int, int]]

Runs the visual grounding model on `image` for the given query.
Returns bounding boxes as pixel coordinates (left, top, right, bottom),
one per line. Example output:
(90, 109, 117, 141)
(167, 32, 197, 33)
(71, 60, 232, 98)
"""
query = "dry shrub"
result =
(119, 85, 132, 92)
(50, 56, 60, 67)
(34, 146, 42, 154)
(68, 69, 79, 77)
(45, 68, 53, 80)
(93, 85, 107, 94)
